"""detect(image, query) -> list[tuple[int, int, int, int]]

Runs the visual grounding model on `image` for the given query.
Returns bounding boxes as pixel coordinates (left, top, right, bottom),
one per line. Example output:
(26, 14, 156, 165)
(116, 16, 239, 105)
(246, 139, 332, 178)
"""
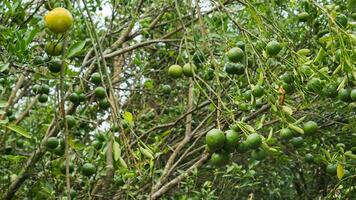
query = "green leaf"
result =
(288, 123, 304, 134)
(139, 147, 154, 159)
(337, 164, 344, 180)
(0, 63, 9, 73)
(123, 111, 134, 124)
(4, 124, 31, 138)
(0, 100, 7, 107)
(67, 41, 86, 58)
(113, 141, 121, 161)
(282, 106, 293, 115)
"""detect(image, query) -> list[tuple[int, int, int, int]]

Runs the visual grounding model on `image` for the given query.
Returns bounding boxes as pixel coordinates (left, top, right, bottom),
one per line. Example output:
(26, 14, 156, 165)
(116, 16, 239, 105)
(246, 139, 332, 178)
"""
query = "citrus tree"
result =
(0, 0, 355, 199)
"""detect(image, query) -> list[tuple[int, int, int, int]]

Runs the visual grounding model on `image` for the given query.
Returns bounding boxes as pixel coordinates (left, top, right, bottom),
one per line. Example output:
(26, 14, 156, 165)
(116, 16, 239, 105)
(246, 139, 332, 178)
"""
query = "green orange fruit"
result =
(45, 137, 59, 149)
(69, 93, 79, 104)
(94, 87, 106, 99)
(205, 129, 225, 152)
(168, 65, 183, 78)
(290, 137, 304, 148)
(303, 121, 318, 135)
(252, 85, 264, 97)
(45, 42, 63, 56)
(245, 133, 262, 149)
(266, 41, 282, 56)
(225, 63, 244, 75)
(48, 59, 61, 73)
(91, 72, 101, 85)
(99, 98, 110, 109)
(338, 88, 351, 102)
(161, 84, 171, 95)
(227, 47, 244, 63)
(335, 14, 348, 28)
(40, 85, 50, 94)
(38, 94, 48, 103)
(81, 163, 96, 176)
(326, 164, 337, 175)
(66, 115, 76, 128)
(182, 63, 196, 77)
(251, 148, 268, 160)
(210, 152, 230, 167)
(280, 128, 294, 140)
(298, 12, 309, 22)
(224, 130, 239, 152)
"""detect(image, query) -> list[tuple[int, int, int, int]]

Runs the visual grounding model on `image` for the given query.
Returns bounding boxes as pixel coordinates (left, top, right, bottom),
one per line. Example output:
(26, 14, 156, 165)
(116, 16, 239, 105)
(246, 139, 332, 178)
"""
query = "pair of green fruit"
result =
(168, 63, 196, 78)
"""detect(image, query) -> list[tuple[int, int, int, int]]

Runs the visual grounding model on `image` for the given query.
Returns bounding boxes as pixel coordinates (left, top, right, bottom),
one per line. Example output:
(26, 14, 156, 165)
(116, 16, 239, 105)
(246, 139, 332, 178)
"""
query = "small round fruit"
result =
(338, 88, 351, 102)
(44, 7, 74, 34)
(16, 140, 24, 147)
(242, 90, 252, 100)
(224, 130, 239, 152)
(33, 56, 45, 65)
(245, 133, 262, 149)
(78, 92, 86, 102)
(98, 98, 110, 110)
(303, 121, 318, 135)
(252, 85, 264, 98)
(225, 63, 244, 75)
(81, 163, 96, 177)
(45, 42, 63, 56)
(251, 149, 268, 160)
(91, 72, 101, 85)
(237, 141, 249, 153)
(45, 137, 59, 149)
(227, 47, 244, 63)
(280, 128, 294, 140)
(66, 115, 76, 128)
(307, 78, 322, 92)
(281, 82, 294, 94)
(94, 87, 106, 99)
(8, 115, 16, 122)
(326, 164, 337, 175)
(290, 137, 304, 148)
(68, 93, 79, 104)
(168, 65, 183, 78)
(350, 89, 356, 101)
(266, 41, 282, 56)
(182, 63, 195, 77)
(335, 14, 348, 28)
(298, 12, 309, 22)
(38, 94, 48, 103)
(60, 162, 74, 174)
(205, 129, 225, 152)
(280, 72, 294, 84)
(40, 85, 50, 94)
(210, 152, 230, 167)
(323, 84, 338, 98)
(48, 60, 61, 73)
(305, 153, 314, 163)
(161, 85, 171, 95)
(53, 146, 64, 156)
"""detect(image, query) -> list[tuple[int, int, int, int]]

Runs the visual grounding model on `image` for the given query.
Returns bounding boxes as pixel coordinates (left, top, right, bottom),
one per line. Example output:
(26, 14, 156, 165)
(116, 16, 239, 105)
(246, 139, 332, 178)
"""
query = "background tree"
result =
(0, 0, 355, 199)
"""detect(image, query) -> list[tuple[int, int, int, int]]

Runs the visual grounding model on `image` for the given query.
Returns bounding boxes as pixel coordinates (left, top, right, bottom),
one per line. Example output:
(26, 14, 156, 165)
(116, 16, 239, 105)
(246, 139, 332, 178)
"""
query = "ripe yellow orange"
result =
(44, 7, 73, 34)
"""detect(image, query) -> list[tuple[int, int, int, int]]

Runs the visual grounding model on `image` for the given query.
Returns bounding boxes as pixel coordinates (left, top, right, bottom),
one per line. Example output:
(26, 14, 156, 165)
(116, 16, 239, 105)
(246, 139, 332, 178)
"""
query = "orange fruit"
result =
(44, 7, 73, 34)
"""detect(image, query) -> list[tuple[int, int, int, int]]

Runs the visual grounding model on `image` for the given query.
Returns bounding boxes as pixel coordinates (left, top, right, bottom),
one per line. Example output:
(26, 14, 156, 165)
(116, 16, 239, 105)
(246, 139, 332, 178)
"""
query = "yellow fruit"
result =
(44, 7, 73, 34)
